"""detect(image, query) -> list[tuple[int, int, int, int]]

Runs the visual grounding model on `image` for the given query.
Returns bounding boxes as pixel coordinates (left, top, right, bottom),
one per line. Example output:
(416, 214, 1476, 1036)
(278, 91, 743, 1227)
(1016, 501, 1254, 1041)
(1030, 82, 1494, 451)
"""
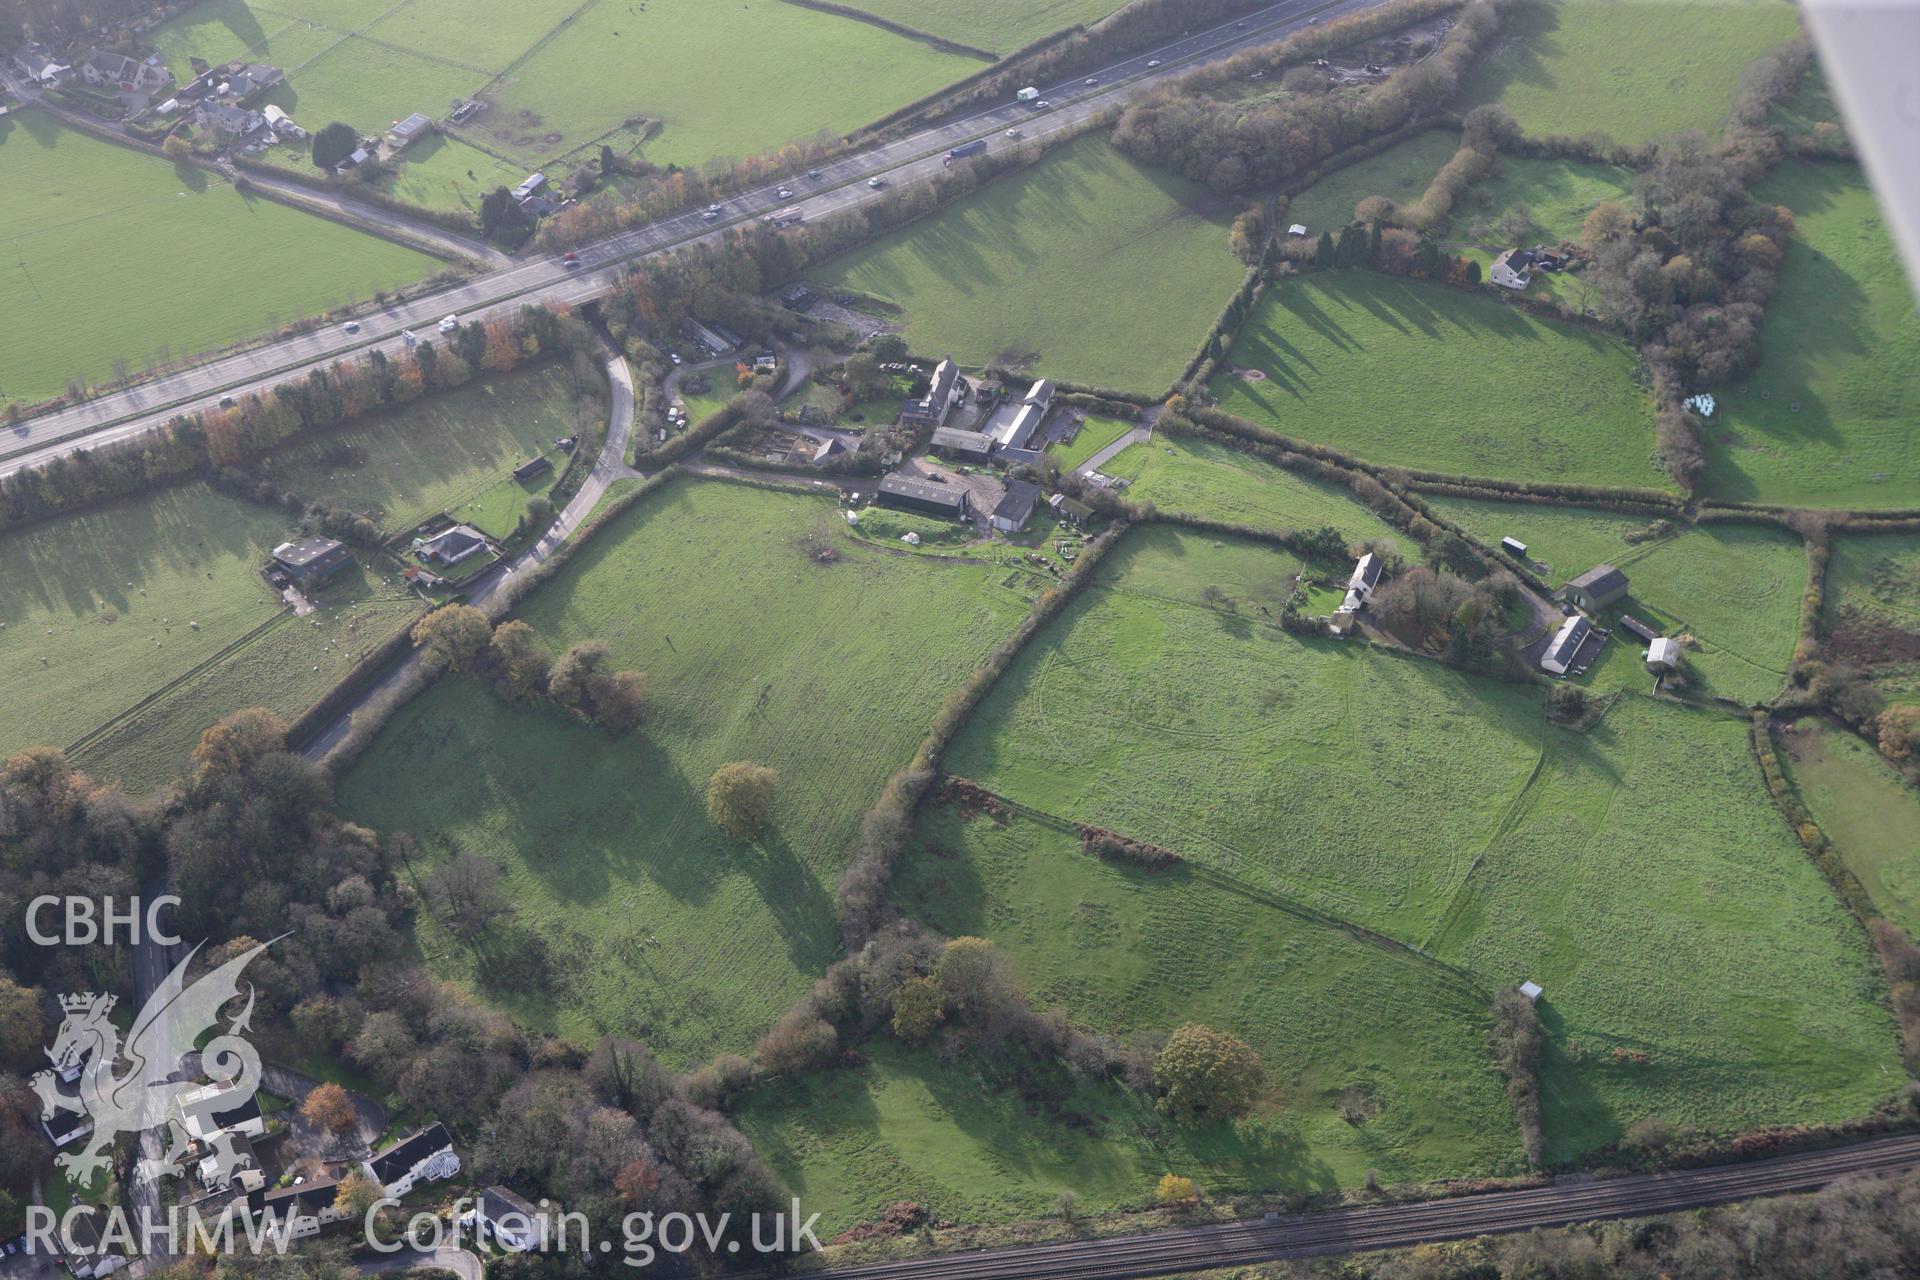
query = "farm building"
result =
(1491, 248, 1536, 290)
(931, 426, 994, 462)
(812, 436, 848, 465)
(877, 473, 969, 519)
(271, 536, 352, 585)
(1541, 615, 1593, 675)
(988, 377, 1056, 451)
(415, 525, 490, 567)
(1565, 564, 1629, 611)
(1500, 536, 1528, 558)
(1646, 636, 1683, 673)
(1049, 492, 1094, 525)
(512, 455, 553, 482)
(991, 479, 1042, 533)
(901, 357, 962, 427)
(510, 172, 547, 204)
(1618, 614, 1660, 644)
(385, 112, 433, 152)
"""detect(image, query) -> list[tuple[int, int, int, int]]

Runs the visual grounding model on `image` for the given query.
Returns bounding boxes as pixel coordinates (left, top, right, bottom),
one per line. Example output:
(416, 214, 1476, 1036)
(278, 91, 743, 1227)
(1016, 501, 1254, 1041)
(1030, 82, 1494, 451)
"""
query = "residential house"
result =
(195, 101, 267, 139)
(990, 479, 1041, 533)
(1334, 551, 1386, 624)
(1490, 248, 1535, 290)
(14, 42, 73, 86)
(62, 1208, 127, 1279)
(364, 1123, 457, 1198)
(174, 1079, 265, 1143)
(80, 49, 172, 99)
(43, 1105, 93, 1149)
(271, 536, 352, 585)
(215, 62, 282, 102)
(414, 525, 489, 568)
(1564, 564, 1629, 612)
(472, 1185, 549, 1252)
(1540, 614, 1593, 675)
(249, 1178, 347, 1240)
(929, 426, 993, 463)
(385, 111, 433, 152)
(1646, 636, 1683, 674)
(876, 473, 969, 520)
(900, 357, 961, 428)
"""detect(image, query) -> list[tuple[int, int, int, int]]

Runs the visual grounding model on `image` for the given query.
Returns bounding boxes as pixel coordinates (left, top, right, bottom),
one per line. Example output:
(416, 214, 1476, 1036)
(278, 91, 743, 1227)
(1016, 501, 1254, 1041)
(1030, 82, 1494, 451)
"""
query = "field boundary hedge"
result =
(775, 0, 995, 59)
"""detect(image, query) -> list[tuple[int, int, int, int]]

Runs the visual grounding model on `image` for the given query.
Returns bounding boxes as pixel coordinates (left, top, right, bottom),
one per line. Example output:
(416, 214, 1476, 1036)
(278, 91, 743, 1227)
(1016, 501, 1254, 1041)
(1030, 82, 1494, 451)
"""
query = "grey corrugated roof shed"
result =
(272, 536, 344, 567)
(992, 479, 1041, 526)
(1569, 564, 1628, 597)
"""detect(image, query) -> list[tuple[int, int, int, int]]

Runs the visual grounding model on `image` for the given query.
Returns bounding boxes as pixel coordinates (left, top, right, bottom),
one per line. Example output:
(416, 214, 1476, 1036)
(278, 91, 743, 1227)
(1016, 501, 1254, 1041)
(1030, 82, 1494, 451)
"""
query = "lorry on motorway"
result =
(762, 206, 804, 227)
(1016, 86, 1039, 102)
(945, 139, 986, 166)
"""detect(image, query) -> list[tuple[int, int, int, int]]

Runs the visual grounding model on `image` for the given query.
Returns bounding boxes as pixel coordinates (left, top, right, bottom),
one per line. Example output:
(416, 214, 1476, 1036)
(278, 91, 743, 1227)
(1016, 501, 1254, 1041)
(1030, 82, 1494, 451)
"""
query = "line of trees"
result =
(0, 304, 599, 537)
(410, 607, 647, 735)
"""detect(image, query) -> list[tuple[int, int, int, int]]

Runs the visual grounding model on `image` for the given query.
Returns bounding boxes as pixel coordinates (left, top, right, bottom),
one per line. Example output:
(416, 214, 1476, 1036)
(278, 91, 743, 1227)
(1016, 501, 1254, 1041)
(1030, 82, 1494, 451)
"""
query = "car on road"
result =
(217, 395, 236, 408)
(806, 168, 823, 179)
(1084, 77, 1098, 85)
(1034, 99, 1050, 109)
(669, 352, 681, 365)
(707, 202, 722, 212)
(1004, 127, 1020, 138)
(701, 208, 720, 221)
(562, 250, 579, 267)
(438, 314, 458, 334)
(777, 186, 794, 198)
(867, 176, 885, 188)
(342, 320, 361, 334)
(1147, 59, 1162, 67)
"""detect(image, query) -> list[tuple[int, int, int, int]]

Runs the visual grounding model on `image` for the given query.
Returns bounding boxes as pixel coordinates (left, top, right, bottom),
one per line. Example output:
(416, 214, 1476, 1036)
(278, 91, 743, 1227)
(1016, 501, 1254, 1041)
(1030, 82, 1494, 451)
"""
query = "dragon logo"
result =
(32, 940, 271, 1188)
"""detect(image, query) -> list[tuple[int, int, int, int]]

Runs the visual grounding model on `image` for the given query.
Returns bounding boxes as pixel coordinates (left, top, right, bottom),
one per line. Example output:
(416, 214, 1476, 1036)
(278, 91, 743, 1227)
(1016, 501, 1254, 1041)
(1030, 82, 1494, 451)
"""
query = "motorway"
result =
(811, 1134, 1920, 1279)
(0, 0, 1381, 479)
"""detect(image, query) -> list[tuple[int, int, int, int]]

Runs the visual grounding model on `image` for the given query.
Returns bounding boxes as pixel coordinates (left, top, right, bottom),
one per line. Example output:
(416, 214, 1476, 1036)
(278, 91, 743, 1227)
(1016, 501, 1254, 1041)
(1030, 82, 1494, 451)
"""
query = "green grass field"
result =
(477, 0, 977, 169)
(942, 526, 1897, 1161)
(1426, 498, 1806, 704)
(263, 362, 588, 536)
(1427, 696, 1899, 1159)
(1780, 720, 1920, 939)
(1441, 155, 1634, 311)
(0, 113, 437, 410)
(1461, 0, 1803, 145)
(1047, 415, 1135, 471)
(1207, 273, 1663, 488)
(945, 526, 1548, 944)
(1823, 532, 1920, 701)
(335, 479, 1034, 1066)
(814, 134, 1245, 393)
(1285, 129, 1460, 233)
(1701, 164, 1920, 509)
(1100, 434, 1401, 548)
(835, 0, 1125, 53)
(0, 480, 416, 793)
(890, 805, 1522, 1189)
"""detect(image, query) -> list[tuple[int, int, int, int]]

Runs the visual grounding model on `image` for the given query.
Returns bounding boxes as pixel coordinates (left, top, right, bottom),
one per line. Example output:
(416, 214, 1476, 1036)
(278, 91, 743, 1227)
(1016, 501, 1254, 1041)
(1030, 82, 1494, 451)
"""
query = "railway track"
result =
(812, 1134, 1920, 1279)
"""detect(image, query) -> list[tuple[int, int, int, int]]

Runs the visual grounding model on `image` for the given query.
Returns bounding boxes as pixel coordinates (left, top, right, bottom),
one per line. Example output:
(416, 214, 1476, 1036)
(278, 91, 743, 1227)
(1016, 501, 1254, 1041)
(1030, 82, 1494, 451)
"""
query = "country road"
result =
(298, 336, 636, 761)
(0, 0, 1381, 479)
(809, 1134, 1920, 1279)
(0, 71, 507, 268)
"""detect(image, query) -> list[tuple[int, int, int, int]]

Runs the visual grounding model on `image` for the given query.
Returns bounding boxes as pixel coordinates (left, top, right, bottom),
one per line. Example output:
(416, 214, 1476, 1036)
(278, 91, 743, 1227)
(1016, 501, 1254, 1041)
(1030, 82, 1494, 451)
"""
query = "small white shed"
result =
(1518, 980, 1543, 1002)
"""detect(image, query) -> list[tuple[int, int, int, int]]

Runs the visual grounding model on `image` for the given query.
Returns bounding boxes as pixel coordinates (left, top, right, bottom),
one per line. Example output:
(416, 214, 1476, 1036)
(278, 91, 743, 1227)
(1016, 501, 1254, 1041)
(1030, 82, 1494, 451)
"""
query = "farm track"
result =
(809, 1133, 1920, 1279)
